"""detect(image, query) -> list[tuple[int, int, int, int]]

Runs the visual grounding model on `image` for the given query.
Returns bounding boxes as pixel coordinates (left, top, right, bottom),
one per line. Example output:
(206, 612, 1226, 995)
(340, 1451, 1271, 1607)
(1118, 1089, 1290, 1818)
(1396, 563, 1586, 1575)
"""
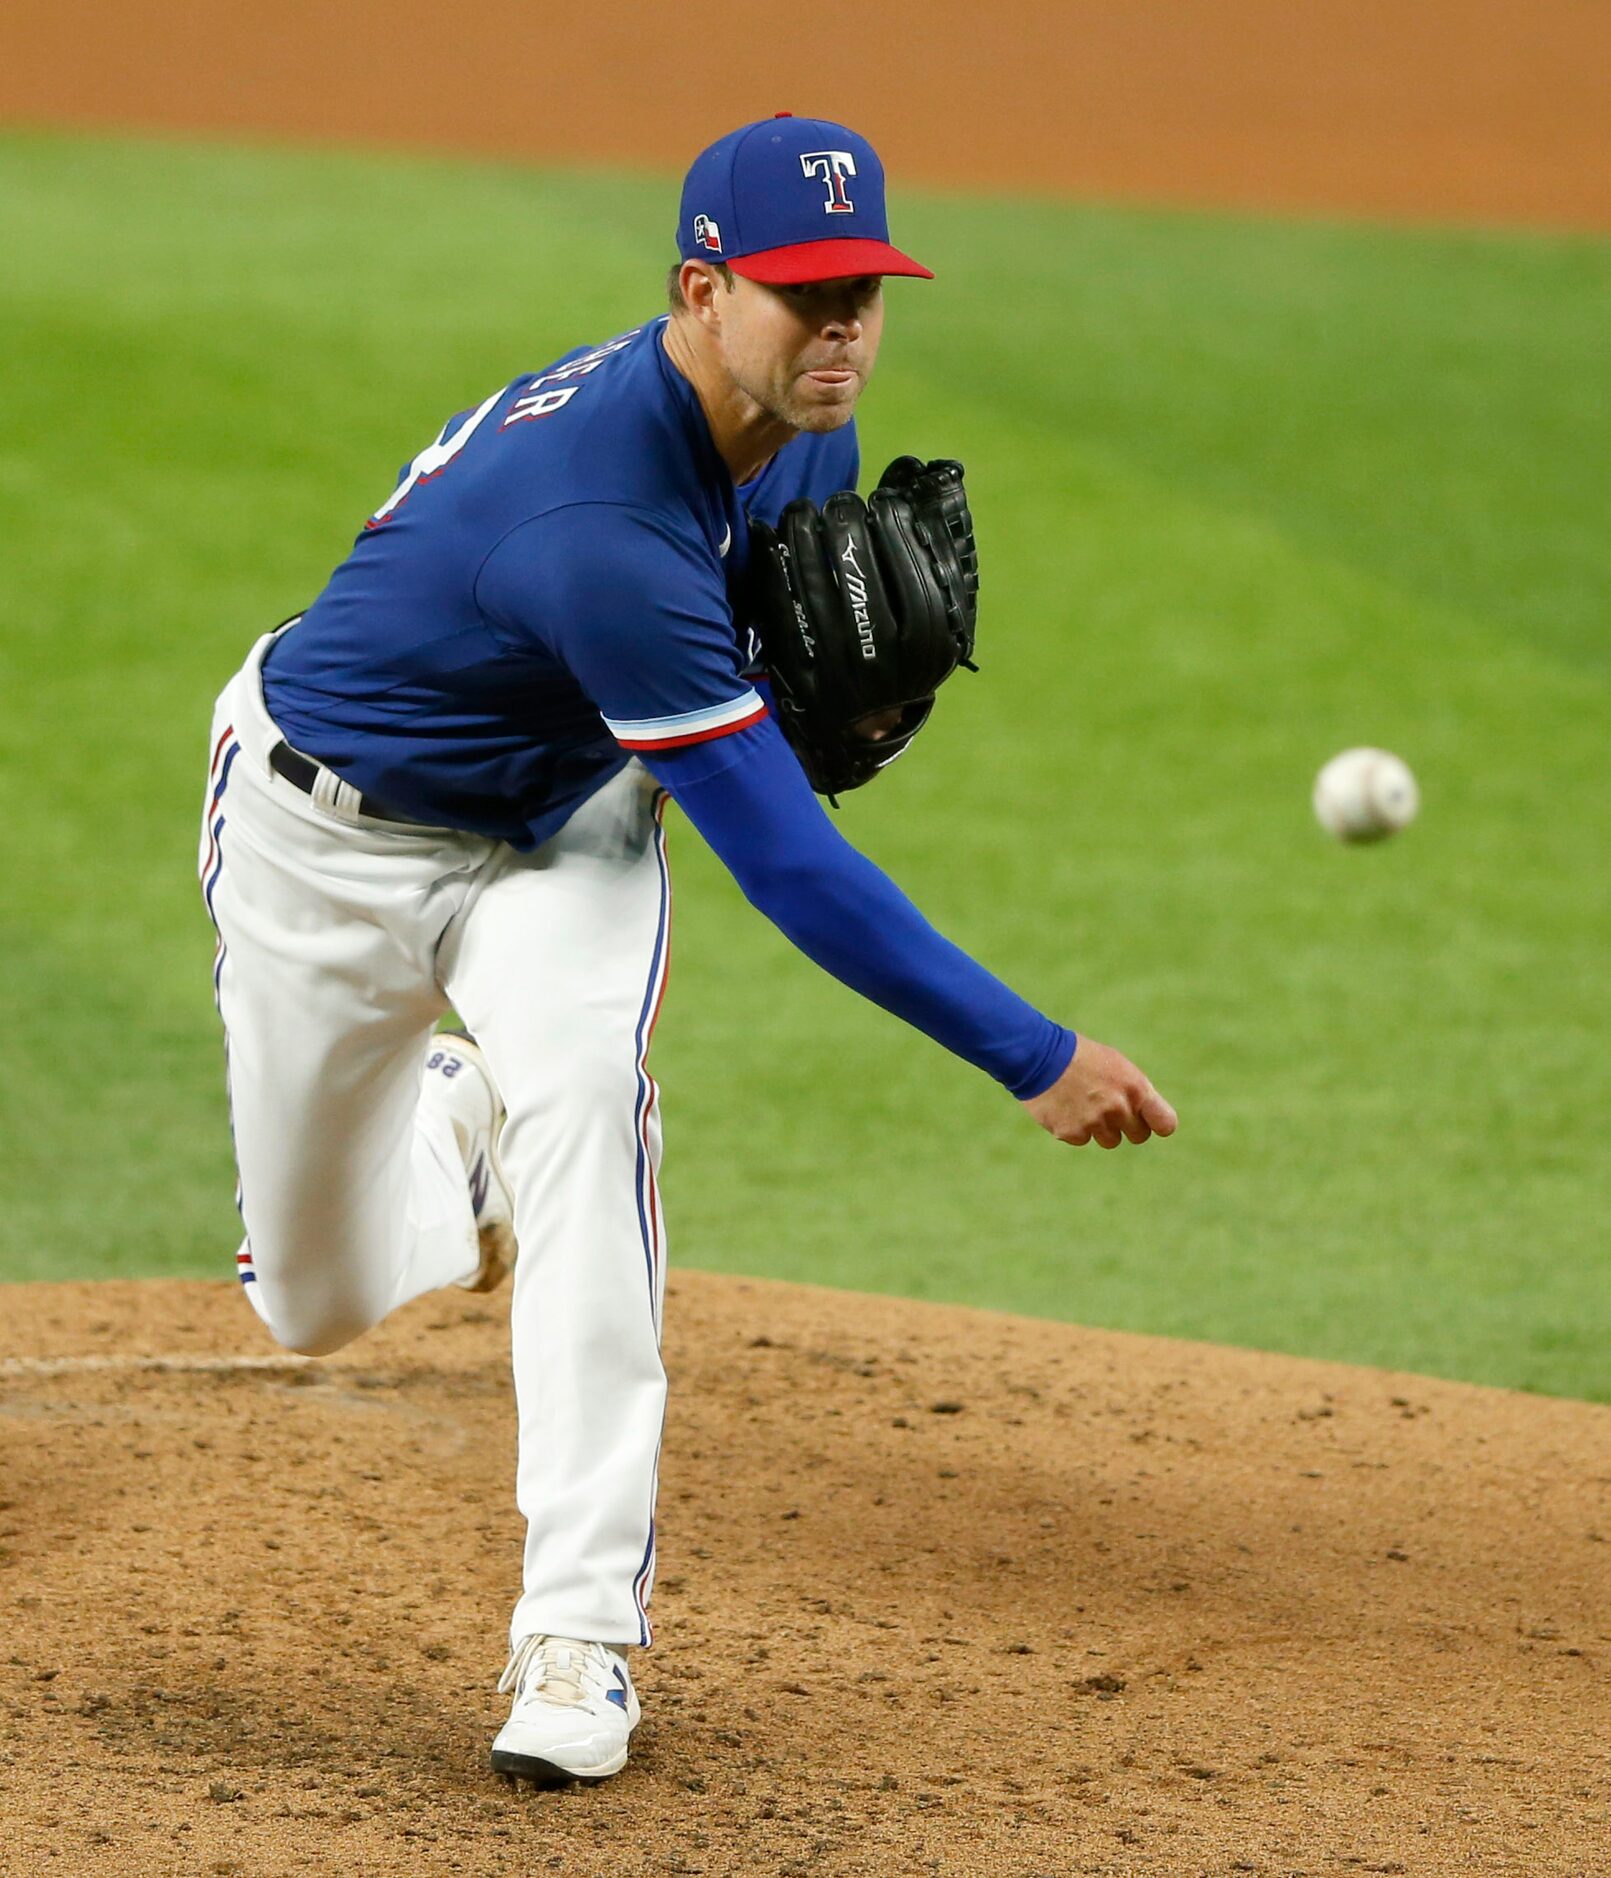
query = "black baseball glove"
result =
(745, 456, 979, 799)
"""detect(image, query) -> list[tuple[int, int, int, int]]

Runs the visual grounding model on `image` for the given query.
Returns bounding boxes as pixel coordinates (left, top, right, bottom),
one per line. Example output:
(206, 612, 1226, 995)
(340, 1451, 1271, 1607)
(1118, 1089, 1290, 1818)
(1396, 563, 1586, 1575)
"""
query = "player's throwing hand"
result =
(1021, 1036, 1178, 1148)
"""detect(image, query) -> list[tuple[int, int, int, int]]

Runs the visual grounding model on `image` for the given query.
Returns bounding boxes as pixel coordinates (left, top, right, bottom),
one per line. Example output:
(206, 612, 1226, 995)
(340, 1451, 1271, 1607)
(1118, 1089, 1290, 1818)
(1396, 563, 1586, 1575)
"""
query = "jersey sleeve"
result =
(643, 714, 1078, 1099)
(475, 502, 766, 751)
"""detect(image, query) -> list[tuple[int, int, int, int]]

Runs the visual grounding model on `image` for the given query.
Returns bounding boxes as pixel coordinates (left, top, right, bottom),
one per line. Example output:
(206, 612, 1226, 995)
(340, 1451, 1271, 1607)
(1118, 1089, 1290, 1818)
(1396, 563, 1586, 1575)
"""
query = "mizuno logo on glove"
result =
(839, 539, 877, 659)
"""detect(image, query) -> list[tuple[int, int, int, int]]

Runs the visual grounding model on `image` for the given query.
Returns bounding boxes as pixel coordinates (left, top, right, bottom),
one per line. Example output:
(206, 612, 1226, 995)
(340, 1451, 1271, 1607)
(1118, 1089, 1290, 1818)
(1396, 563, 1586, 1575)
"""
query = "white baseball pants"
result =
(200, 633, 671, 1648)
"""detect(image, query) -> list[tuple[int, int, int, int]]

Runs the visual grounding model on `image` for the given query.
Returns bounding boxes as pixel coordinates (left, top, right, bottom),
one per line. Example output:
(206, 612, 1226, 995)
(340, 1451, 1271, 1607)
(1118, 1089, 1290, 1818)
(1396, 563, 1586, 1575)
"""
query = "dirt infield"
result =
(2, 1273, 1606, 1876)
(3, 0, 1608, 229)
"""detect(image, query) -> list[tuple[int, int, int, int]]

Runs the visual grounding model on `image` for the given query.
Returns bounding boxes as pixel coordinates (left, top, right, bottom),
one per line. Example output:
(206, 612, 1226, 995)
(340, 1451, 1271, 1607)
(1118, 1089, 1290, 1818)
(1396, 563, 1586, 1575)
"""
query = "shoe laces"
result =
(498, 1635, 622, 1708)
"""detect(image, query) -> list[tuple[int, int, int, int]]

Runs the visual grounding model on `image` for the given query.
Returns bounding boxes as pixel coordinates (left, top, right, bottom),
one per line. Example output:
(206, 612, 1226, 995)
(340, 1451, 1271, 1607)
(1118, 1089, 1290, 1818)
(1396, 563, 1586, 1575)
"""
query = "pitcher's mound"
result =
(1, 1272, 1605, 1876)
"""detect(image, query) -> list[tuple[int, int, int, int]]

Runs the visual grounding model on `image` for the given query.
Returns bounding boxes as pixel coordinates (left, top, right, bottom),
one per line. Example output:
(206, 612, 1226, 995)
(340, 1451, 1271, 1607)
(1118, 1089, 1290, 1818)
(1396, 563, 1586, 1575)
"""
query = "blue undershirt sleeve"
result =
(643, 716, 1076, 1100)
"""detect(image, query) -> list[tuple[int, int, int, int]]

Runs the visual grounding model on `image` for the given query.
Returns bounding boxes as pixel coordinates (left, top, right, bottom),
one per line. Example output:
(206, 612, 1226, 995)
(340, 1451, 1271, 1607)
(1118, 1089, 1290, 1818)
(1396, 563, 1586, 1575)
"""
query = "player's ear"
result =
(678, 262, 723, 326)
(678, 261, 739, 327)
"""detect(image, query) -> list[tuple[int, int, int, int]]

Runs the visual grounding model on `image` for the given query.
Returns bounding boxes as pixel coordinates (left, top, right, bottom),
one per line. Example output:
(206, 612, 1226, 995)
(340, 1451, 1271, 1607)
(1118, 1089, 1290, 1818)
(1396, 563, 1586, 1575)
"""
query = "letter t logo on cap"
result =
(800, 150, 857, 213)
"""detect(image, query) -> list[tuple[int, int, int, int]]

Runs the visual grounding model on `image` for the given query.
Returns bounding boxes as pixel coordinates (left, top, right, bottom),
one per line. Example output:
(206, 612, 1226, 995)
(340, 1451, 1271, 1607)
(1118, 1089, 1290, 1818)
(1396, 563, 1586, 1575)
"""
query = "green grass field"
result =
(2, 130, 1606, 1399)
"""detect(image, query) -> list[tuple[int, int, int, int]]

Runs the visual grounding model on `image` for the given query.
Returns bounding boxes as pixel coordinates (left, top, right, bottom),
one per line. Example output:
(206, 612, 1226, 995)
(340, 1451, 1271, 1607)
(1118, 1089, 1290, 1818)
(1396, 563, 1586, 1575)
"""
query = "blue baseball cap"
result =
(677, 114, 933, 285)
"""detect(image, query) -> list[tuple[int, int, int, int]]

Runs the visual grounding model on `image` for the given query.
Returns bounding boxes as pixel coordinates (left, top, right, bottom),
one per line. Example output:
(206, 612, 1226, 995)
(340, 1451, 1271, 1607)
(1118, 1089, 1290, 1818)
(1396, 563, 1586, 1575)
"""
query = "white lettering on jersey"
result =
(361, 329, 645, 528)
(366, 387, 505, 530)
(504, 385, 580, 425)
(504, 329, 642, 428)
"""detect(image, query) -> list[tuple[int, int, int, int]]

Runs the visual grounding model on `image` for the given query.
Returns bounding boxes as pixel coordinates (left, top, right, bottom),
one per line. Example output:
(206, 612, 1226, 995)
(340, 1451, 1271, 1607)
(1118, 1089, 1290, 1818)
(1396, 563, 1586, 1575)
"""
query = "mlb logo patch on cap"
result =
(677, 114, 933, 285)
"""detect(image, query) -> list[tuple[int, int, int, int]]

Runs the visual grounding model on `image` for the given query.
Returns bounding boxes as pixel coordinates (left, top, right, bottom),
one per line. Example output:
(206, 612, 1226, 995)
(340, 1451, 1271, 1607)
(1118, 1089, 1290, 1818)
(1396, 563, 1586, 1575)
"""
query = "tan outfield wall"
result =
(2, 0, 1608, 228)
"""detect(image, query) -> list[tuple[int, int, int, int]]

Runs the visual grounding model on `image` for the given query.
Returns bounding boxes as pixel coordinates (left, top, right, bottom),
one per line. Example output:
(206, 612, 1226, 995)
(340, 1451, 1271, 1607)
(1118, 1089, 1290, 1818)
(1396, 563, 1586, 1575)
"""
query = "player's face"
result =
(725, 275, 884, 434)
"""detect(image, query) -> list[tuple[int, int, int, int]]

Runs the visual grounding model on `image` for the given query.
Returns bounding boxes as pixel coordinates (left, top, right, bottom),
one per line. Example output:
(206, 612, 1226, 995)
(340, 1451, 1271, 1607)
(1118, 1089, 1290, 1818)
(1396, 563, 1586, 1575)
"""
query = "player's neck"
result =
(661, 320, 791, 488)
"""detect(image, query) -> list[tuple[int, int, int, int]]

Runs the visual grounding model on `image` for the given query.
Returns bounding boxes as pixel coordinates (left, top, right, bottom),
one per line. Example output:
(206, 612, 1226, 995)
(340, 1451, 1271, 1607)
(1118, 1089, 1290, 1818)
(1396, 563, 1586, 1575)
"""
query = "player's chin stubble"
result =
(728, 348, 864, 437)
(772, 372, 862, 434)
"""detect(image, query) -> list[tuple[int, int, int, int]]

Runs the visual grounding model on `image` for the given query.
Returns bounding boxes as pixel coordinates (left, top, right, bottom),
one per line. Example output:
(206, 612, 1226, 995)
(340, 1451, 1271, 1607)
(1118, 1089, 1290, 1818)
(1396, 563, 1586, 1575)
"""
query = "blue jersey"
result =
(263, 317, 858, 848)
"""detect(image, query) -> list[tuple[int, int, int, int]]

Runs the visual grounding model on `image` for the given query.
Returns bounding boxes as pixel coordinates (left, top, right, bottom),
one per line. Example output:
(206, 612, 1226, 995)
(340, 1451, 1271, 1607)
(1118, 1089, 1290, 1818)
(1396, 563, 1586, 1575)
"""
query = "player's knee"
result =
(270, 1310, 371, 1360)
(247, 1270, 383, 1357)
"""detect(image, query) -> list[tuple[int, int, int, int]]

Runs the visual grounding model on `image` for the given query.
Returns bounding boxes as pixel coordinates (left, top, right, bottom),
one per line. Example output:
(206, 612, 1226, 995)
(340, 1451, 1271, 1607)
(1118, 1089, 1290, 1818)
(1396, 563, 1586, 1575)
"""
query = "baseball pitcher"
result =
(198, 113, 1176, 1787)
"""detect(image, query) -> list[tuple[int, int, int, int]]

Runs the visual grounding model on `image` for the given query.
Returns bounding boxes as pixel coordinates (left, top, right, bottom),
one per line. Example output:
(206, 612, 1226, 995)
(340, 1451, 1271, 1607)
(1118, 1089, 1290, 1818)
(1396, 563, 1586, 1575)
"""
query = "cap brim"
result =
(727, 238, 934, 284)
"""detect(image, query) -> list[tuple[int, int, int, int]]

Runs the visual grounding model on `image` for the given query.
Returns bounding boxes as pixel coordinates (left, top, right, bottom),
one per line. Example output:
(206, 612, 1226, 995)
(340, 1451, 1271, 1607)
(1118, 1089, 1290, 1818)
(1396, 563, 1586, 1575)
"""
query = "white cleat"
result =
(422, 1028, 516, 1294)
(490, 1636, 641, 1784)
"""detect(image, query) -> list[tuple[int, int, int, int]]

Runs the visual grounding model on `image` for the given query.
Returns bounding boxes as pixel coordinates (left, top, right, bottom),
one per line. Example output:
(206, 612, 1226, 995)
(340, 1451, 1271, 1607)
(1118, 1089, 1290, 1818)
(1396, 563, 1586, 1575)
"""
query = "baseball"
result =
(1312, 747, 1419, 842)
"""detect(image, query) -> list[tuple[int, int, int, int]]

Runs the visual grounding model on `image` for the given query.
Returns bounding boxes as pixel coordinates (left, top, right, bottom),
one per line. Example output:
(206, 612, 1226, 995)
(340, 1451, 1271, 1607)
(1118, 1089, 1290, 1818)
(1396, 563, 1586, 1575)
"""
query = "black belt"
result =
(268, 741, 429, 826)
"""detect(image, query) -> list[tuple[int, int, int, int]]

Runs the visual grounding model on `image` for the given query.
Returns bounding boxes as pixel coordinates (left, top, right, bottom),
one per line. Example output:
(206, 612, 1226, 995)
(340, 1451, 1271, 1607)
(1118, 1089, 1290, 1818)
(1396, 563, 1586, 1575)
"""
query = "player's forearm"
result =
(644, 720, 1075, 1099)
(735, 835, 1076, 1097)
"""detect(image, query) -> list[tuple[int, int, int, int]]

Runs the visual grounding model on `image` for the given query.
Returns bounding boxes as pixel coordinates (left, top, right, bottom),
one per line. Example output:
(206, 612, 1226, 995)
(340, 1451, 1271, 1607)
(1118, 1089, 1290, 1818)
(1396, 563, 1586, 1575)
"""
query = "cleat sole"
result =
(491, 1745, 626, 1784)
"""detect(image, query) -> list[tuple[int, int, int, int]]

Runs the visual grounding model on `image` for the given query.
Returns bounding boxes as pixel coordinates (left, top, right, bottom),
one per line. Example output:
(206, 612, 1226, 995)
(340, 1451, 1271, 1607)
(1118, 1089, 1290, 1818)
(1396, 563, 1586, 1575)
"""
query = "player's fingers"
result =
(1139, 1085, 1178, 1136)
(1121, 1112, 1153, 1145)
(1093, 1120, 1123, 1150)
